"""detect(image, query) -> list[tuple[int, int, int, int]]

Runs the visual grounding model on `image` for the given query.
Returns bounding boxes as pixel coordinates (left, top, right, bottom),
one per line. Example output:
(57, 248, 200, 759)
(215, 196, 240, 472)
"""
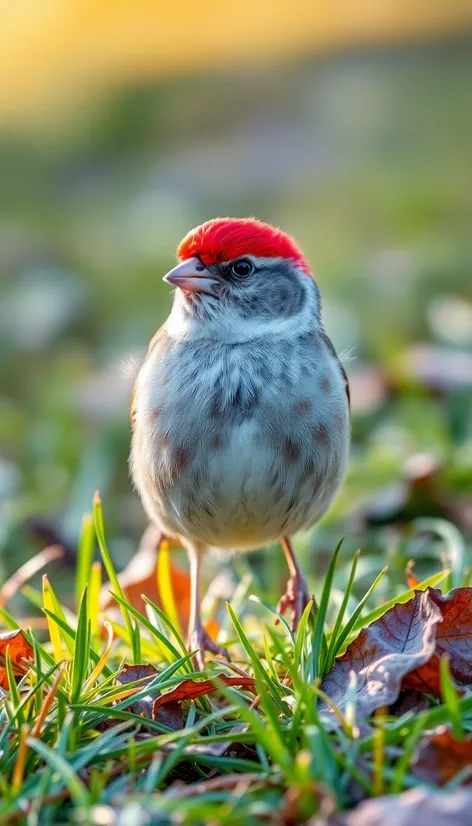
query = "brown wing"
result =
(130, 325, 168, 429)
(320, 331, 350, 411)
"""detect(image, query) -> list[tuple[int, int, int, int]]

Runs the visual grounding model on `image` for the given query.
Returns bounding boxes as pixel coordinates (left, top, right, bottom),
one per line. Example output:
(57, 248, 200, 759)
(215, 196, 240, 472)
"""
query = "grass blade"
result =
(42, 575, 67, 660)
(88, 560, 102, 641)
(346, 568, 449, 642)
(70, 588, 91, 703)
(26, 738, 89, 808)
(324, 550, 360, 674)
(93, 492, 138, 662)
(111, 591, 190, 669)
(76, 511, 95, 610)
(312, 538, 343, 679)
(330, 566, 388, 659)
(440, 655, 463, 740)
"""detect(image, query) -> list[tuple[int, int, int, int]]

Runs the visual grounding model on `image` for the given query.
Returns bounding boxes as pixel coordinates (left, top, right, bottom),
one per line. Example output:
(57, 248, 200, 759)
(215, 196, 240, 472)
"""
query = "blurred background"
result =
(1, 1, 472, 608)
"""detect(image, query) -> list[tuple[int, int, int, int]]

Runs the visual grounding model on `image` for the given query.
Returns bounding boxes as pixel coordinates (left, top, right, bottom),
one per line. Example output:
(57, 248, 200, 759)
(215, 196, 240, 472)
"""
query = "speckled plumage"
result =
(130, 217, 350, 664)
(131, 268, 349, 550)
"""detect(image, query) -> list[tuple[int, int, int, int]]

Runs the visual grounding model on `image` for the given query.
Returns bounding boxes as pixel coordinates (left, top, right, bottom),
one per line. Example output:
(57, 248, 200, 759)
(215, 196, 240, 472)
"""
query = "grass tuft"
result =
(0, 501, 471, 825)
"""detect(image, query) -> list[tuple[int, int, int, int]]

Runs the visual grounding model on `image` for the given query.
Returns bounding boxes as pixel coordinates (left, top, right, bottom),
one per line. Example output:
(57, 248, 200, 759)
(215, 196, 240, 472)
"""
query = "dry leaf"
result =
(340, 787, 472, 825)
(116, 663, 158, 686)
(0, 629, 34, 690)
(388, 690, 431, 717)
(154, 701, 184, 731)
(412, 726, 472, 787)
(153, 674, 256, 716)
(116, 663, 184, 730)
(403, 588, 472, 696)
(320, 590, 442, 720)
(116, 663, 159, 718)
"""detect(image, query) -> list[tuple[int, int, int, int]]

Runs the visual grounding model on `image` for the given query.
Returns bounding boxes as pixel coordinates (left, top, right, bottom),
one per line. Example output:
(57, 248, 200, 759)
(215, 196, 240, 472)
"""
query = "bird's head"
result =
(164, 217, 322, 342)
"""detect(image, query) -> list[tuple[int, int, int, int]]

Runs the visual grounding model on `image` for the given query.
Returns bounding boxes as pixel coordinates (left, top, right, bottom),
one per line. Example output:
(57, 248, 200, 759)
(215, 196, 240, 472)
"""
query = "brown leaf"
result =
(0, 629, 34, 690)
(320, 590, 442, 720)
(412, 726, 472, 787)
(403, 588, 472, 696)
(117, 666, 253, 739)
(153, 674, 256, 716)
(116, 664, 184, 730)
(116, 663, 158, 686)
(154, 701, 184, 731)
(340, 787, 472, 825)
(388, 689, 431, 717)
(116, 663, 159, 718)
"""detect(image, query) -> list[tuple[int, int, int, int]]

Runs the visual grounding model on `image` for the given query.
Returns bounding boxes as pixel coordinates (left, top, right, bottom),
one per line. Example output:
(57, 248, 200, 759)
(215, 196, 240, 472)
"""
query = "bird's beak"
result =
(163, 257, 219, 297)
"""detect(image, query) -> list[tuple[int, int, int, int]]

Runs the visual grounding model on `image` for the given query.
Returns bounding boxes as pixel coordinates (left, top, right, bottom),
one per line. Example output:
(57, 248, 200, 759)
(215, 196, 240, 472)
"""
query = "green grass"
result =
(0, 498, 470, 825)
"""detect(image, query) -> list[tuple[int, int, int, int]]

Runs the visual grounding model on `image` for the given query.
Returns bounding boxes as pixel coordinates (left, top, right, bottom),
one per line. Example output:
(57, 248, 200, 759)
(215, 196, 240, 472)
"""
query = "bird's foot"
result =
(188, 626, 230, 671)
(276, 573, 312, 631)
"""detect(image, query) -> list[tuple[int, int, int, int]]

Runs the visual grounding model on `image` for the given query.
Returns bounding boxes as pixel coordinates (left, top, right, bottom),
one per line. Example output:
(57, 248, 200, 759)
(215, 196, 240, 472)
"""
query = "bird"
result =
(130, 217, 350, 668)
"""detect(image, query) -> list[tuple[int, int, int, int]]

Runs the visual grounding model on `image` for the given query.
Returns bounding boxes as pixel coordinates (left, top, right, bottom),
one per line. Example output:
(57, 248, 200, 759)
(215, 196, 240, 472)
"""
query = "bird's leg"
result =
(186, 540, 229, 670)
(276, 536, 312, 631)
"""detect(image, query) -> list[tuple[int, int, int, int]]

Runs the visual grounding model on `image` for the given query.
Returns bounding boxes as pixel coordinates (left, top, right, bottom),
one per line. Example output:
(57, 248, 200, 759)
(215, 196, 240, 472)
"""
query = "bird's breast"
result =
(131, 330, 349, 548)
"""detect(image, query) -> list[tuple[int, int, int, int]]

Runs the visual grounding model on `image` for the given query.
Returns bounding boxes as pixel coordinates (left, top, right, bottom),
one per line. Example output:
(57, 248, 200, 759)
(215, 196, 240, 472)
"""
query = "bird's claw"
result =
(276, 574, 311, 631)
(188, 626, 230, 670)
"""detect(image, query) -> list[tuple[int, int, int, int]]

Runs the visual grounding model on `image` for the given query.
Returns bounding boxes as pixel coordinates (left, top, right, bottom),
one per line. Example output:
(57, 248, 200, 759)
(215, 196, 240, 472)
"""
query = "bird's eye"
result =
(231, 259, 253, 277)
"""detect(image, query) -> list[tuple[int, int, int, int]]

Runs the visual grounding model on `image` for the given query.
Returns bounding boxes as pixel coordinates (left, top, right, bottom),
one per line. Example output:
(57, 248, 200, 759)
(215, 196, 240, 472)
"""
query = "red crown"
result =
(177, 217, 311, 275)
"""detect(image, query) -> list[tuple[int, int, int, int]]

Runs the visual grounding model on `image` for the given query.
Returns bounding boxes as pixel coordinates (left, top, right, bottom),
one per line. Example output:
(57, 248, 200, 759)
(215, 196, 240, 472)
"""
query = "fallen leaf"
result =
(403, 588, 472, 696)
(116, 663, 158, 685)
(0, 629, 34, 690)
(388, 689, 431, 717)
(319, 590, 442, 720)
(339, 786, 472, 825)
(155, 701, 184, 731)
(412, 726, 472, 786)
(205, 618, 221, 643)
(116, 663, 185, 730)
(116, 663, 159, 719)
(153, 674, 256, 716)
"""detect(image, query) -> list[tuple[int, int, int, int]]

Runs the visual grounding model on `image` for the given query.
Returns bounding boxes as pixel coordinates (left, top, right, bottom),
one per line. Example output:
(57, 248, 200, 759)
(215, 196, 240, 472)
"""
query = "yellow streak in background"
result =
(1, 0, 472, 129)
(42, 574, 64, 662)
(157, 541, 183, 639)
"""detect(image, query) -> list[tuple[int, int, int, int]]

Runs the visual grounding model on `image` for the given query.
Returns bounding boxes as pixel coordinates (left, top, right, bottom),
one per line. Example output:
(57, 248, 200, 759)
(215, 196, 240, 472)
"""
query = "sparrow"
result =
(130, 217, 350, 668)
